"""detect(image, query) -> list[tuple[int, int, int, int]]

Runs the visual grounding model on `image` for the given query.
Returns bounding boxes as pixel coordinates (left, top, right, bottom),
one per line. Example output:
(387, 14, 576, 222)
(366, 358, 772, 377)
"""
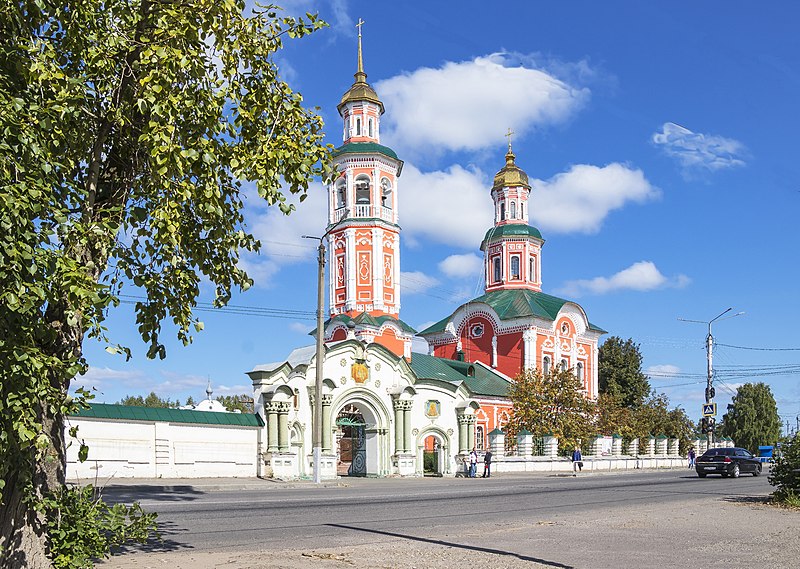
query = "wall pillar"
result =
(402, 401, 413, 453)
(516, 430, 533, 456)
(466, 415, 476, 451)
(489, 428, 505, 458)
(544, 434, 559, 459)
(276, 402, 291, 452)
(264, 402, 280, 453)
(457, 414, 471, 454)
(394, 399, 405, 453)
(321, 394, 333, 452)
(612, 435, 623, 456)
(627, 438, 639, 456)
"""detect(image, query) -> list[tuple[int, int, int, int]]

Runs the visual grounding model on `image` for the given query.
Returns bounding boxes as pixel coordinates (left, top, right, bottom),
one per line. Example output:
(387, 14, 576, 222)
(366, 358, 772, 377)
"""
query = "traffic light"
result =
(700, 418, 707, 434)
(707, 417, 715, 434)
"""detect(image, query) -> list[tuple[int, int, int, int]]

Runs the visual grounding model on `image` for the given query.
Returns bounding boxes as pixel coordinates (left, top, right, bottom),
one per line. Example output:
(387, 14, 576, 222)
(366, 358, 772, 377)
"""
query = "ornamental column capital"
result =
(321, 394, 333, 406)
(457, 414, 475, 426)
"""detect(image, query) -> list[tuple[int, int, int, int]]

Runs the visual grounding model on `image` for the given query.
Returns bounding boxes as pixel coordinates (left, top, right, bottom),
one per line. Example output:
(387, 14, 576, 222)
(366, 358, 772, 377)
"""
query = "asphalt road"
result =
(104, 469, 774, 555)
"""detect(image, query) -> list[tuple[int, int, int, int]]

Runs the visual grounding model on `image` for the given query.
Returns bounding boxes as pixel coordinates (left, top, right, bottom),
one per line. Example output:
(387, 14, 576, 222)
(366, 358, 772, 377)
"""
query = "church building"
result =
(248, 25, 603, 479)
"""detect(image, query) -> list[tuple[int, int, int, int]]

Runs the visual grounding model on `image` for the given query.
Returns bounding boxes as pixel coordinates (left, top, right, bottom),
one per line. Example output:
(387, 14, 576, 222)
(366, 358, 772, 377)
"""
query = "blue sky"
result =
(79, 1, 800, 433)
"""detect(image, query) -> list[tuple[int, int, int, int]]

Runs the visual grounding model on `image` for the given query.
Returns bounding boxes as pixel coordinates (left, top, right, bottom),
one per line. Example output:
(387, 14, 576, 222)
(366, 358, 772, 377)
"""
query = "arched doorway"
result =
(418, 430, 449, 476)
(336, 404, 366, 477)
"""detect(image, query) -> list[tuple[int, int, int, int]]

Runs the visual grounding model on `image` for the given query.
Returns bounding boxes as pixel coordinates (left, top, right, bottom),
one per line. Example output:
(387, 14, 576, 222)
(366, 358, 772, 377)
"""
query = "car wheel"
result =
(753, 465, 762, 477)
(697, 472, 707, 478)
(731, 464, 740, 478)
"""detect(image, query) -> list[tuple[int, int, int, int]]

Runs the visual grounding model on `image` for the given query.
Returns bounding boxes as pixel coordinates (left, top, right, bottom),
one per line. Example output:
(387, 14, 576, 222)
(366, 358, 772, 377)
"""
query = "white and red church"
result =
(248, 27, 604, 478)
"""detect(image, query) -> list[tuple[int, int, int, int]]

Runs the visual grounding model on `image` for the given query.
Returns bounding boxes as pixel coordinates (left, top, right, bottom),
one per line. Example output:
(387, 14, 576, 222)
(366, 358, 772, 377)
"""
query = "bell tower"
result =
(481, 134, 545, 293)
(323, 21, 413, 358)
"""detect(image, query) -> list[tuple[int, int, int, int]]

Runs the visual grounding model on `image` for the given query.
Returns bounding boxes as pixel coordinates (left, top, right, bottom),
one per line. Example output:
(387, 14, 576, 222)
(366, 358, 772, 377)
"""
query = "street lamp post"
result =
(303, 210, 348, 484)
(679, 308, 744, 446)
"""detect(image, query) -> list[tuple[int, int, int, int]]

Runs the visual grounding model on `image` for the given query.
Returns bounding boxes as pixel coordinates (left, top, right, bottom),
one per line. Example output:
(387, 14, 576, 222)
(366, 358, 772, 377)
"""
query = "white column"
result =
(491, 336, 498, 368)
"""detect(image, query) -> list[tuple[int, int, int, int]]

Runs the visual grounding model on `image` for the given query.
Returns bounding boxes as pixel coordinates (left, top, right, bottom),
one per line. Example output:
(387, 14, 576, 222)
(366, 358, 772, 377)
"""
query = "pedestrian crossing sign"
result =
(702, 403, 717, 417)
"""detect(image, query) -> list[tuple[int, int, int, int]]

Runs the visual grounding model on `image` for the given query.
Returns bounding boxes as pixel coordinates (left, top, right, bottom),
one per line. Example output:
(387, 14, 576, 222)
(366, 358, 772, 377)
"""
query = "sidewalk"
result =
(70, 464, 690, 494)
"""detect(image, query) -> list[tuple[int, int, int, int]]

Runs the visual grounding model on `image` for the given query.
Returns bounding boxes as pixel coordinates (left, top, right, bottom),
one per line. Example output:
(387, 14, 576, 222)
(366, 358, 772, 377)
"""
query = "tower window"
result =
(368, 118, 374, 138)
(355, 175, 371, 205)
(380, 177, 392, 209)
(521, 203, 525, 219)
(335, 179, 347, 208)
(493, 257, 501, 283)
(510, 256, 520, 279)
(510, 201, 516, 219)
(529, 256, 536, 282)
(355, 117, 361, 136)
(500, 202, 505, 221)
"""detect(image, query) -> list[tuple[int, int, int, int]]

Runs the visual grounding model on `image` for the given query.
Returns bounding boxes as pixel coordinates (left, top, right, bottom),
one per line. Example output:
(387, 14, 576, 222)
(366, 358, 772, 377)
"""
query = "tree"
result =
(598, 337, 651, 408)
(769, 432, 800, 504)
(508, 367, 595, 452)
(217, 394, 254, 413)
(0, 2, 330, 565)
(118, 392, 180, 408)
(721, 382, 781, 453)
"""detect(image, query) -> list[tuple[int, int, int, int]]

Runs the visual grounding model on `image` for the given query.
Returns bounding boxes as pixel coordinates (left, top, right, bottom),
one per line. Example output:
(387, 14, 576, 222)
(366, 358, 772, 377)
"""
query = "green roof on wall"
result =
(70, 403, 263, 427)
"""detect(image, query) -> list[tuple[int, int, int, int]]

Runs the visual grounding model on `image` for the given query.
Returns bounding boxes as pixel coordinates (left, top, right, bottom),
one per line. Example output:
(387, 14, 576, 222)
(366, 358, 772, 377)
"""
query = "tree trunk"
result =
(0, 471, 53, 569)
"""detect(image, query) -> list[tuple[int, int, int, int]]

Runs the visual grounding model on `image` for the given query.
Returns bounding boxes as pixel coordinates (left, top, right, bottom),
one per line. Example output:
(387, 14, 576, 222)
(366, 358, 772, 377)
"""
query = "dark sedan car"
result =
(695, 447, 762, 478)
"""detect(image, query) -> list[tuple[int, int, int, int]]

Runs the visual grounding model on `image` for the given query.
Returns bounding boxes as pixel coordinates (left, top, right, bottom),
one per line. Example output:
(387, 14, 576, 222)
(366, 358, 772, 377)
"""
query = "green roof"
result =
(70, 403, 263, 427)
(481, 224, 543, 249)
(315, 312, 417, 336)
(333, 142, 401, 162)
(417, 289, 606, 334)
(409, 353, 510, 397)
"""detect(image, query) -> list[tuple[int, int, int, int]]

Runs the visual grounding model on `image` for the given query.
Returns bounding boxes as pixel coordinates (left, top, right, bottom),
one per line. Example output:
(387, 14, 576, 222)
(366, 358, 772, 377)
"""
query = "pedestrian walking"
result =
(482, 450, 493, 478)
(469, 447, 478, 478)
(688, 447, 696, 469)
(571, 447, 583, 476)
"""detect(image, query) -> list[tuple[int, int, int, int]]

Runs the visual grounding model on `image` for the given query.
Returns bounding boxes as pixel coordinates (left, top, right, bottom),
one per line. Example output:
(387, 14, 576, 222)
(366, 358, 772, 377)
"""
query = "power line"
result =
(716, 343, 800, 351)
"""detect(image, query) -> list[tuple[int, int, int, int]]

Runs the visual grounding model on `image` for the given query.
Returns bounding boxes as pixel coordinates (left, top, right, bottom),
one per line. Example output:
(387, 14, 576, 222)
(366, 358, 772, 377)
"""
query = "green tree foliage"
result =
(118, 392, 180, 408)
(217, 394, 254, 413)
(598, 337, 651, 408)
(769, 433, 800, 505)
(508, 367, 595, 451)
(0, 1, 330, 565)
(721, 382, 781, 453)
(40, 485, 158, 569)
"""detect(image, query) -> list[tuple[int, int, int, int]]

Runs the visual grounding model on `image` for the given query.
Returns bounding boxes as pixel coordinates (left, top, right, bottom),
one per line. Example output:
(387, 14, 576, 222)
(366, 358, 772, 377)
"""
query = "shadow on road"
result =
(721, 495, 772, 506)
(108, 520, 193, 558)
(100, 484, 205, 503)
(326, 523, 574, 569)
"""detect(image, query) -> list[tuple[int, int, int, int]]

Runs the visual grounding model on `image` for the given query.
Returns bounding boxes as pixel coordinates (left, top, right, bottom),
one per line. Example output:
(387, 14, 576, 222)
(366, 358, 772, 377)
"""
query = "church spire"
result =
(355, 18, 366, 84)
(338, 19, 384, 116)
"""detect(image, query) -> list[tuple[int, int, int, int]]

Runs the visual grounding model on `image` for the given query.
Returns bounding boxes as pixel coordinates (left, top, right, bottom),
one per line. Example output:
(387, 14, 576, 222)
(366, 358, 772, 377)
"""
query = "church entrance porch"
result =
(337, 406, 367, 477)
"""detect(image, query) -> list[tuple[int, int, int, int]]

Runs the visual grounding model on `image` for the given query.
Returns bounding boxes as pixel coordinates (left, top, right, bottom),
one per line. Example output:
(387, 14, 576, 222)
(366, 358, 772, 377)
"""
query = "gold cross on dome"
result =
(505, 127, 515, 150)
(356, 18, 365, 37)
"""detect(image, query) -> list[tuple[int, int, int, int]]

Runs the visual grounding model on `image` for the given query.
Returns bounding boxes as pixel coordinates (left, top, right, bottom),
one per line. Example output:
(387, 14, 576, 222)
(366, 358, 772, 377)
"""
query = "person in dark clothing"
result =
(571, 447, 583, 476)
(482, 450, 493, 478)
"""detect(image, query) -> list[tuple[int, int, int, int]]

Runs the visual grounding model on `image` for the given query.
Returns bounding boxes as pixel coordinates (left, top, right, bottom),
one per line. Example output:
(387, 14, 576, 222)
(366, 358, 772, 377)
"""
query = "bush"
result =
(41, 485, 159, 568)
(769, 433, 800, 504)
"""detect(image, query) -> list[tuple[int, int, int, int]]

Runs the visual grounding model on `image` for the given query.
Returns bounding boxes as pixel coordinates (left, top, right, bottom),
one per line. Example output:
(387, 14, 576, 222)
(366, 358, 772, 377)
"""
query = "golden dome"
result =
(337, 71, 384, 114)
(492, 146, 530, 191)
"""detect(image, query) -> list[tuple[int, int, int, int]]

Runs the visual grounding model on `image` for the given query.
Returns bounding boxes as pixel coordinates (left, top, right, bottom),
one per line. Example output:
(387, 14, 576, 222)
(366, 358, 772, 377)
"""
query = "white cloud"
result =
(400, 271, 440, 295)
(531, 163, 660, 234)
(376, 53, 590, 157)
(73, 366, 146, 390)
(652, 122, 747, 172)
(557, 261, 690, 297)
(439, 253, 483, 279)
(401, 163, 492, 248)
(289, 321, 314, 334)
(646, 364, 681, 378)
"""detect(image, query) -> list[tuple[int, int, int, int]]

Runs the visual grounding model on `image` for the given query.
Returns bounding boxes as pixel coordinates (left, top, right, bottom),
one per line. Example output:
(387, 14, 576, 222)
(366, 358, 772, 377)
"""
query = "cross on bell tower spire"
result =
(505, 127, 515, 151)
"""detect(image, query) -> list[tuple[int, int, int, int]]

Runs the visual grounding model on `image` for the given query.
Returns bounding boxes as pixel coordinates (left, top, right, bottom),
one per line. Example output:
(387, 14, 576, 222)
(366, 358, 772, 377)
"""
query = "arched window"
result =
(499, 202, 505, 221)
(380, 177, 392, 209)
(510, 256, 520, 279)
(560, 358, 568, 371)
(368, 118, 374, 138)
(576, 362, 584, 381)
(476, 425, 485, 450)
(493, 257, 501, 282)
(355, 174, 370, 205)
(521, 203, 525, 219)
(510, 201, 516, 219)
(542, 355, 551, 375)
(529, 256, 536, 282)
(355, 117, 361, 136)
(335, 179, 347, 209)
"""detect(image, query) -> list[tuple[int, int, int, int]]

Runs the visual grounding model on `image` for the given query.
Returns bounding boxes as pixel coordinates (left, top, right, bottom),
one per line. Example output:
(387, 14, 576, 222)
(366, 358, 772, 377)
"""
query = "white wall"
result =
(65, 417, 260, 480)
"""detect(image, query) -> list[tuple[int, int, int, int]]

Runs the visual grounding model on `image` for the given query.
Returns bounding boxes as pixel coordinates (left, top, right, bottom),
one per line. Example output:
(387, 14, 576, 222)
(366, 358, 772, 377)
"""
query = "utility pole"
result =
(303, 209, 349, 484)
(679, 308, 744, 446)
